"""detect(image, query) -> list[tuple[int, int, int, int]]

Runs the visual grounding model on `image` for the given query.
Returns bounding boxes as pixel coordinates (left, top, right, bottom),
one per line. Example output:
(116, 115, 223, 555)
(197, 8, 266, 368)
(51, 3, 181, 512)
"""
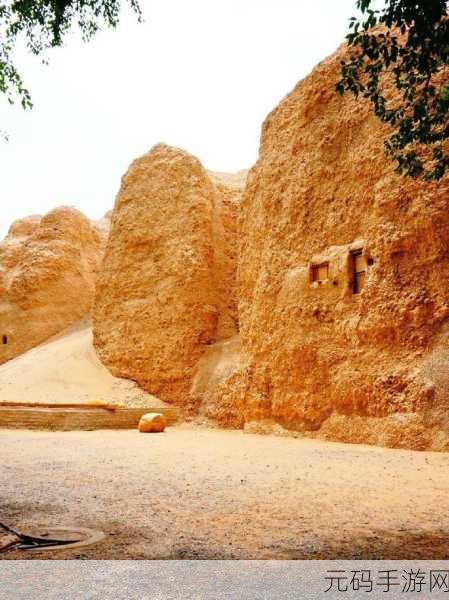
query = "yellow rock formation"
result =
(92, 43, 449, 450)
(5, 41, 449, 452)
(237, 43, 449, 450)
(0, 207, 107, 364)
(93, 144, 246, 409)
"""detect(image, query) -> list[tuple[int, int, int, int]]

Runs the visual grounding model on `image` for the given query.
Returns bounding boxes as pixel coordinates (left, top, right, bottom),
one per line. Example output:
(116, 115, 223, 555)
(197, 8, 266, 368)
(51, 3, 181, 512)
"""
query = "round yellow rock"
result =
(138, 412, 167, 433)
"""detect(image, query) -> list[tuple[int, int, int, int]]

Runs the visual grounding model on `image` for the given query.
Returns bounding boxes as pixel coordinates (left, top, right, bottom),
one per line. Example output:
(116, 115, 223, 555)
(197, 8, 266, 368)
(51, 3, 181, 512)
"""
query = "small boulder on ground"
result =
(138, 413, 166, 433)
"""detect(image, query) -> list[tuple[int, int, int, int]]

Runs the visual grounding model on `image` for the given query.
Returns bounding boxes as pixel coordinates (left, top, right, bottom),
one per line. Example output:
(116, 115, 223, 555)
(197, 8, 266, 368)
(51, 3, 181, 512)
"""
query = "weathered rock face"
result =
(236, 43, 449, 450)
(190, 335, 247, 428)
(0, 207, 106, 364)
(93, 144, 246, 407)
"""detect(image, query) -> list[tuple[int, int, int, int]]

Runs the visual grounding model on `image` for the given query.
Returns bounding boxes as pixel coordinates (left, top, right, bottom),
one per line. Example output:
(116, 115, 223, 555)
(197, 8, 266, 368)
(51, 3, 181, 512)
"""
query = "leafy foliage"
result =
(337, 0, 449, 180)
(0, 1, 142, 110)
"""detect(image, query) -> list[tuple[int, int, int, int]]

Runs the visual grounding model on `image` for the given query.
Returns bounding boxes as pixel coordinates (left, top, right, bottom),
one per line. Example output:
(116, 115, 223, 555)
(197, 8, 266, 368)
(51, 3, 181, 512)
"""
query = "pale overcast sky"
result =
(0, 0, 366, 237)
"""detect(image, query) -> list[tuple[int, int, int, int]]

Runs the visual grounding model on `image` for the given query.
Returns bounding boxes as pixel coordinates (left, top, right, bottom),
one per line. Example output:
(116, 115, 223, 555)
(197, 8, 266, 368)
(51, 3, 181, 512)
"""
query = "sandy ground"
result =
(0, 322, 166, 408)
(1, 426, 449, 560)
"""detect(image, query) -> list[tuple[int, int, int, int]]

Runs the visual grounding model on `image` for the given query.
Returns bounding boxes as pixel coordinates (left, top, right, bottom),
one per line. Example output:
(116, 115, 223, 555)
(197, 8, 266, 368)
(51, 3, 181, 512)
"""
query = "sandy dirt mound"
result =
(0, 321, 166, 408)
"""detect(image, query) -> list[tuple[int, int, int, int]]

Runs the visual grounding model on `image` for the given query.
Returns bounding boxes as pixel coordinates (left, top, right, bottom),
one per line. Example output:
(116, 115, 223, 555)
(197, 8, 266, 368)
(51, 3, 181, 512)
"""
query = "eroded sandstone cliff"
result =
(93, 144, 246, 408)
(0, 207, 106, 364)
(8, 40, 448, 451)
(236, 43, 449, 450)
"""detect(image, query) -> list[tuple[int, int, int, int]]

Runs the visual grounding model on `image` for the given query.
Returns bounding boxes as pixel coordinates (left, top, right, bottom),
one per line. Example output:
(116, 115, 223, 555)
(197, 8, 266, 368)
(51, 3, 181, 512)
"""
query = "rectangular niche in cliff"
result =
(2, 335, 7, 345)
(351, 250, 366, 294)
(311, 262, 329, 284)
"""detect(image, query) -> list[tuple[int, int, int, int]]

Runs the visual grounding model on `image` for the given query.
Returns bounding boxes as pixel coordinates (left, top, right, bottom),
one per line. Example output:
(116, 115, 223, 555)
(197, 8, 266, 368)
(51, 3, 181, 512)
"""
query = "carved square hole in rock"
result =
(351, 250, 366, 294)
(311, 262, 329, 284)
(2, 335, 7, 345)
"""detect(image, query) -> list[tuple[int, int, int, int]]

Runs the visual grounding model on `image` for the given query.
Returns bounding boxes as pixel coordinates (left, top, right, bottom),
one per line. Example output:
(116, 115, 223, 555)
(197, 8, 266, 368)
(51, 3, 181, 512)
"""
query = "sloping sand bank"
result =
(0, 321, 166, 408)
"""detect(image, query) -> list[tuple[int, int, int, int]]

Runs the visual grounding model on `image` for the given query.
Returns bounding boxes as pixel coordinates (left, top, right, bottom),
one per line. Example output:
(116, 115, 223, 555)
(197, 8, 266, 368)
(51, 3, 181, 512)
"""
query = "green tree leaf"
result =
(338, 0, 449, 180)
(0, 1, 142, 111)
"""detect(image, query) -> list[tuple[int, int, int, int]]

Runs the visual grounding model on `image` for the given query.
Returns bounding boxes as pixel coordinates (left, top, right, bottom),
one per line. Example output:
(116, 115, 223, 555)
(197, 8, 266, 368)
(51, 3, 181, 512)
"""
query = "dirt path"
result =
(1, 426, 449, 559)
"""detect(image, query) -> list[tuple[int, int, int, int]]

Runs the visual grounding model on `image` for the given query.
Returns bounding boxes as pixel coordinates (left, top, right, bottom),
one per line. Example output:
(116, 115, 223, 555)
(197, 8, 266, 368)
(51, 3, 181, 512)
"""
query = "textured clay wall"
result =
(237, 43, 449, 451)
(93, 144, 246, 409)
(0, 207, 106, 365)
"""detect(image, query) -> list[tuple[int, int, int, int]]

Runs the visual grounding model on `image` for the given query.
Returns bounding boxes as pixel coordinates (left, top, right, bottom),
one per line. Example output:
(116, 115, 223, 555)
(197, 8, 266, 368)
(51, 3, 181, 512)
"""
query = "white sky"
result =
(0, 0, 365, 237)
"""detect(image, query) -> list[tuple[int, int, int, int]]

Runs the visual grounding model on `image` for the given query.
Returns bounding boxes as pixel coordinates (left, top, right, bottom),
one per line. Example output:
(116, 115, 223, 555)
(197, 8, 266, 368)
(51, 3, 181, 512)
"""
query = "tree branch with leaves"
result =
(0, 1, 142, 111)
(337, 0, 449, 180)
